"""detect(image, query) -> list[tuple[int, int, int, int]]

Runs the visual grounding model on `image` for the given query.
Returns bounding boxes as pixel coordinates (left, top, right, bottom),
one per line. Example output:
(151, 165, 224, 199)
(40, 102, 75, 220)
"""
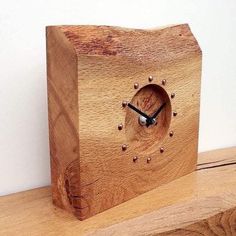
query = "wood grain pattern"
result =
(46, 26, 81, 217)
(90, 198, 236, 236)
(0, 147, 236, 235)
(46, 24, 202, 220)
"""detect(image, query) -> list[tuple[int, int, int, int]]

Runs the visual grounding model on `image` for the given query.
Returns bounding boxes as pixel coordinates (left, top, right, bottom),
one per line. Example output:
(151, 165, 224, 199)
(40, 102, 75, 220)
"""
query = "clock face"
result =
(119, 78, 176, 162)
(125, 84, 172, 152)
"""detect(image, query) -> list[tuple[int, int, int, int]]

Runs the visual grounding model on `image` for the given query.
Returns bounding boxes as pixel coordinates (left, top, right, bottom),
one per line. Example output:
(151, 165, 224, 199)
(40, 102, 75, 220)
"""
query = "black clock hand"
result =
(127, 103, 151, 120)
(151, 103, 166, 119)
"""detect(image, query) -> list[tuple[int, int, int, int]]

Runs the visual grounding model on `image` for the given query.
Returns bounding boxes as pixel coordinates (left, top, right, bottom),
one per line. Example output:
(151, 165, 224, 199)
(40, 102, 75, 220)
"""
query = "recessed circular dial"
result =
(125, 84, 171, 152)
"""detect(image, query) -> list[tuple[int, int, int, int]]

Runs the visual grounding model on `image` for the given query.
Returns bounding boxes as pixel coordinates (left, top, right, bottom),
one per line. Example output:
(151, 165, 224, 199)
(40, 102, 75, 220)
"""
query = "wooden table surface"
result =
(1, 147, 236, 235)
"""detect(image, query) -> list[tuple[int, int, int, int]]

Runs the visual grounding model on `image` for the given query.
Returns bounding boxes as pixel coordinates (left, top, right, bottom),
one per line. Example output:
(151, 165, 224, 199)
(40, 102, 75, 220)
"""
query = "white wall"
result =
(0, 0, 236, 196)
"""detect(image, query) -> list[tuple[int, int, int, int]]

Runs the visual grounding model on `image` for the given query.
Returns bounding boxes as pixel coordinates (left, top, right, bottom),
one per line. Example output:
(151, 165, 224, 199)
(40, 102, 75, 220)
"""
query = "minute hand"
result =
(151, 103, 166, 119)
(127, 103, 151, 120)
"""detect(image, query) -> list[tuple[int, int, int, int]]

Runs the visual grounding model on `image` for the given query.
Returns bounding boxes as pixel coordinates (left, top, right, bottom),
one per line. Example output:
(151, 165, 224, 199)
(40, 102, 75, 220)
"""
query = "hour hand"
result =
(127, 103, 150, 120)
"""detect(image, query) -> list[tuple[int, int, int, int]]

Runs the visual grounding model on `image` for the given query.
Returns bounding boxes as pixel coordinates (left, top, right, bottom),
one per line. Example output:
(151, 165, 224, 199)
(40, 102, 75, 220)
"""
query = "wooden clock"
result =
(46, 24, 202, 220)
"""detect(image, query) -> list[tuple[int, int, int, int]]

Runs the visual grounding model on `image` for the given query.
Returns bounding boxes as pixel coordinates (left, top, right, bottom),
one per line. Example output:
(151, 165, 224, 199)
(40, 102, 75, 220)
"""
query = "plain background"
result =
(0, 0, 236, 196)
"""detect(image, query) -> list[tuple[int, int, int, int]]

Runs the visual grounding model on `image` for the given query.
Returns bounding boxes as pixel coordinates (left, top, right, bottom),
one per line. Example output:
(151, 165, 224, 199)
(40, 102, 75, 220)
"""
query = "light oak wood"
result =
(1, 147, 236, 235)
(46, 24, 202, 220)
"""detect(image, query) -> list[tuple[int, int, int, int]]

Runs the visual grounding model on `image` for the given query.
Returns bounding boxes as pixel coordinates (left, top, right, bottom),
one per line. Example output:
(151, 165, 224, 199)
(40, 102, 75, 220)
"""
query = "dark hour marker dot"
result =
(122, 144, 128, 151)
(162, 79, 166, 85)
(173, 111, 177, 116)
(148, 76, 153, 82)
(122, 101, 128, 107)
(134, 83, 139, 89)
(118, 124, 123, 130)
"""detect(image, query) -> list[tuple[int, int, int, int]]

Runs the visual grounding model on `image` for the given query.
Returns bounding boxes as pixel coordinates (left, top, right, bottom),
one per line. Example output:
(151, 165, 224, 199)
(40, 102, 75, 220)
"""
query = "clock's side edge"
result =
(46, 26, 83, 219)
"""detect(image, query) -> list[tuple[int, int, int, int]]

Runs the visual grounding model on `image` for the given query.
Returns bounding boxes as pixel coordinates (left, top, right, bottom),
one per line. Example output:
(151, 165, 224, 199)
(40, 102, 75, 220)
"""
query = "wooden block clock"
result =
(46, 24, 202, 220)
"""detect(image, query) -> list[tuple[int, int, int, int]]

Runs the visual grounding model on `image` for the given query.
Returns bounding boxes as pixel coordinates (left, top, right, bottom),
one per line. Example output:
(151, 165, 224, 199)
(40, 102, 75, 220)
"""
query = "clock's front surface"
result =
(78, 55, 200, 219)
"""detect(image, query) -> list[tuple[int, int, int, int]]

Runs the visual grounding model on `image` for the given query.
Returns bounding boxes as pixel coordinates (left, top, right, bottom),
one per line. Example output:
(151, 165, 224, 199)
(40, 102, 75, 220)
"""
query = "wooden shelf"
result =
(1, 147, 236, 235)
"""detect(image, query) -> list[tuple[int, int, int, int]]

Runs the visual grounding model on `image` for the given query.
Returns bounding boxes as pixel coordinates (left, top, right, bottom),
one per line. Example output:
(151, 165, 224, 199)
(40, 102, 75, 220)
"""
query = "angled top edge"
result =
(46, 24, 201, 64)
